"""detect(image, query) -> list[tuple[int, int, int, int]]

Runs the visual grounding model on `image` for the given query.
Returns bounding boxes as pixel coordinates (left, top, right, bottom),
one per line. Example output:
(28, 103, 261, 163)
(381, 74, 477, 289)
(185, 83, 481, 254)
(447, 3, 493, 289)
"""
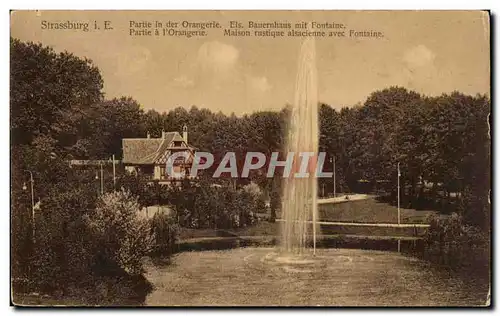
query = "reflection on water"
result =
(178, 236, 419, 253)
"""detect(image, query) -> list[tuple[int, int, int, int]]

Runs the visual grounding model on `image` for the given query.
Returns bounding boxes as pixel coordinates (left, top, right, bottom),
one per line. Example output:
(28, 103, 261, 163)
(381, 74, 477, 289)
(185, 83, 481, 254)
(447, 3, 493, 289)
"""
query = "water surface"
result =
(145, 247, 489, 306)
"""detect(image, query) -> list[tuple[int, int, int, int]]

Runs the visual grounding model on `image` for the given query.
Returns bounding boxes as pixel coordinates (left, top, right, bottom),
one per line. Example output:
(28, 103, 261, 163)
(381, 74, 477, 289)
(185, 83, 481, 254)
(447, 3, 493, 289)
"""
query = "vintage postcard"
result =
(10, 10, 491, 307)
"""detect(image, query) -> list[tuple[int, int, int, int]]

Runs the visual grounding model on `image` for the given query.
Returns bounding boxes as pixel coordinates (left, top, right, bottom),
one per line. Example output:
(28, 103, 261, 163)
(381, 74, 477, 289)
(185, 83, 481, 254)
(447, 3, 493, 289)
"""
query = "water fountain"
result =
(144, 35, 489, 307)
(280, 35, 320, 255)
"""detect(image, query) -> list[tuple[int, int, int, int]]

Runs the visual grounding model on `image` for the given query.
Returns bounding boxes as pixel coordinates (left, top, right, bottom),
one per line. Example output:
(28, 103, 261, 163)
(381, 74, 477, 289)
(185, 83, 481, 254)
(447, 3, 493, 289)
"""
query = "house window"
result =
(174, 155, 186, 164)
(160, 166, 166, 179)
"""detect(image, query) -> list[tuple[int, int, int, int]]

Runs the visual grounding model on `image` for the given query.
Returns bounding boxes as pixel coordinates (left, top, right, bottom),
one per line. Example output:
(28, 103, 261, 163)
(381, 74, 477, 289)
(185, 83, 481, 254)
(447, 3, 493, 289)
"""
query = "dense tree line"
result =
(51, 88, 486, 228)
(11, 37, 490, 229)
(11, 38, 490, 296)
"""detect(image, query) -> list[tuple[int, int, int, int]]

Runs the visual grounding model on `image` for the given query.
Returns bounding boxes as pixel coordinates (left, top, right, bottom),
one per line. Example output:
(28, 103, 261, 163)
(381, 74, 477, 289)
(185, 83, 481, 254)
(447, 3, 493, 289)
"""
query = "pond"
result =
(144, 239, 490, 306)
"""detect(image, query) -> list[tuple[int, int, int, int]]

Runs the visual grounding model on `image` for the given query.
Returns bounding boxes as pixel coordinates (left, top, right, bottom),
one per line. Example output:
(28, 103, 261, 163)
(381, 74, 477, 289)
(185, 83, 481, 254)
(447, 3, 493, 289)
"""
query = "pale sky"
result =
(11, 10, 490, 114)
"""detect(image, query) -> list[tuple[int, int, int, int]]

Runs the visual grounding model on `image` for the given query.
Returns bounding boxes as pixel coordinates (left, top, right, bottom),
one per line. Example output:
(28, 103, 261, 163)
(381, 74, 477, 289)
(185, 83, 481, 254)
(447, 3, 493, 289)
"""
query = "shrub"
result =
(14, 187, 157, 303)
(150, 211, 179, 255)
(30, 187, 97, 293)
(176, 183, 261, 230)
(86, 189, 155, 276)
(423, 213, 489, 268)
(242, 182, 263, 200)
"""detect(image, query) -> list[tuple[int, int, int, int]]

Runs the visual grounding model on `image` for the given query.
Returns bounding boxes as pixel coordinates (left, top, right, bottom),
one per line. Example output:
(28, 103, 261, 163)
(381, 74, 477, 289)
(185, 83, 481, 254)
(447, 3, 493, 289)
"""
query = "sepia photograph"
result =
(9, 10, 491, 307)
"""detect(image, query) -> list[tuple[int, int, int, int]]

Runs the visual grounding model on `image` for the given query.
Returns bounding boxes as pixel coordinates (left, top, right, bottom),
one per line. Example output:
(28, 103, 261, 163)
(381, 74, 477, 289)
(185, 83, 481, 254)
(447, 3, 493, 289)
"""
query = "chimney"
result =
(161, 130, 165, 139)
(147, 131, 150, 139)
(182, 124, 188, 144)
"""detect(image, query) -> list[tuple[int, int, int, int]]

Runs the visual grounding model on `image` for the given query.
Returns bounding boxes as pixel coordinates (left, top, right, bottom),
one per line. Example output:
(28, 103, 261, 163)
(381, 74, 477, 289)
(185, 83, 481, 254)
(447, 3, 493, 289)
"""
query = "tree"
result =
(247, 110, 286, 198)
(10, 38, 103, 146)
(78, 97, 146, 159)
(351, 87, 422, 182)
(319, 103, 340, 195)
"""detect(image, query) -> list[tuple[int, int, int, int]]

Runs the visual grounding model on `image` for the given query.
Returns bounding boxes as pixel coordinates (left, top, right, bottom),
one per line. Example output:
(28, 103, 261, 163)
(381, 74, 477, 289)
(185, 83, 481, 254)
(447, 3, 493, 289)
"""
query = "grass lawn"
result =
(179, 197, 439, 240)
(318, 197, 438, 224)
(230, 221, 427, 239)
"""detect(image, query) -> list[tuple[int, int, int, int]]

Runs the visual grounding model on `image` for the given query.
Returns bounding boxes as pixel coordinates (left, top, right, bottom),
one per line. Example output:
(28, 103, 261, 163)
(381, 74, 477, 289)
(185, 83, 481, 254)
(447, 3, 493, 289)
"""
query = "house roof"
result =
(122, 132, 179, 164)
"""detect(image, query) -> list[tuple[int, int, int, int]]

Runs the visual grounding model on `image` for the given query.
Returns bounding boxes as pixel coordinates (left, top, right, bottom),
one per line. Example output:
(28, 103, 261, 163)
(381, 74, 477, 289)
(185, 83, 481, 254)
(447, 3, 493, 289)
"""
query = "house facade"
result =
(122, 125, 195, 182)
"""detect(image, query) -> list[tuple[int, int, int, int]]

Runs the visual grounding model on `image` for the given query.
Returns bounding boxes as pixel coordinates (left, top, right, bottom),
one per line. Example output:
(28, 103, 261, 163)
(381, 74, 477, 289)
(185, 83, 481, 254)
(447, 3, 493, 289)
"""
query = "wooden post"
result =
(313, 201, 317, 256)
(28, 171, 35, 242)
(112, 154, 116, 190)
(397, 162, 401, 225)
(96, 171, 99, 197)
(100, 162, 104, 195)
(333, 156, 336, 197)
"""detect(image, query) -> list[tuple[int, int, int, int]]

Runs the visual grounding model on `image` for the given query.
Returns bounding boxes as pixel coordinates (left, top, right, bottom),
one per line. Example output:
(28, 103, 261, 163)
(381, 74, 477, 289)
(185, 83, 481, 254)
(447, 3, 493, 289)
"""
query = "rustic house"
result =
(122, 125, 195, 182)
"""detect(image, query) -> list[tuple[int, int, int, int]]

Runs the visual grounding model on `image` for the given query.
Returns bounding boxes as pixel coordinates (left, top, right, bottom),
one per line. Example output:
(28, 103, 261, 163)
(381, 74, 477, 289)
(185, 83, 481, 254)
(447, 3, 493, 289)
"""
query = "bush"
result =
(423, 213, 489, 268)
(165, 180, 263, 230)
(29, 187, 97, 293)
(86, 189, 155, 276)
(150, 211, 179, 255)
(242, 182, 263, 200)
(13, 187, 158, 304)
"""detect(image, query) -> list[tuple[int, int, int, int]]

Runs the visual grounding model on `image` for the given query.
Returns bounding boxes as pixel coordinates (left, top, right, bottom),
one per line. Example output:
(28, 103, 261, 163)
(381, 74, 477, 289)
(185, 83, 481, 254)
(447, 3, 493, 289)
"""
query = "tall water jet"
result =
(280, 35, 319, 255)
